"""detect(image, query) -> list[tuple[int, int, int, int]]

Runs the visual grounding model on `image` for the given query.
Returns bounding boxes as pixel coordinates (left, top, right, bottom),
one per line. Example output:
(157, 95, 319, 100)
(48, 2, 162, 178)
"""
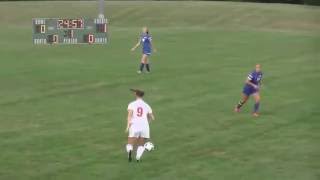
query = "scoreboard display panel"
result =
(32, 18, 108, 45)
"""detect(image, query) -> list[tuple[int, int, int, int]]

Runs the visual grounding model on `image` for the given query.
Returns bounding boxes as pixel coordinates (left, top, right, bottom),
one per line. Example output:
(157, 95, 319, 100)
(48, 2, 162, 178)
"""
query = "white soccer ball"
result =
(144, 142, 155, 151)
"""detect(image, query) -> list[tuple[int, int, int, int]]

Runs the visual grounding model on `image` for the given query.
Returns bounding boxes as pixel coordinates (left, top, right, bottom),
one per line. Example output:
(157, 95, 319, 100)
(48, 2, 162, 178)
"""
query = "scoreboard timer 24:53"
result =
(32, 18, 108, 45)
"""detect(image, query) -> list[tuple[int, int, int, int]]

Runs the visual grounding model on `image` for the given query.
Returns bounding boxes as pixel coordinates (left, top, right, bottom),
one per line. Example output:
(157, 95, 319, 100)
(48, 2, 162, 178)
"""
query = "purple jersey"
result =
(243, 70, 263, 96)
(140, 33, 152, 55)
(247, 71, 263, 85)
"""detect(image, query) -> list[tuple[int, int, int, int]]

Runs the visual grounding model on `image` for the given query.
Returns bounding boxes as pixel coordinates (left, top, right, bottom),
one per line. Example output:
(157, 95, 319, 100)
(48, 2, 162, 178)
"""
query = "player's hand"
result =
(254, 85, 259, 90)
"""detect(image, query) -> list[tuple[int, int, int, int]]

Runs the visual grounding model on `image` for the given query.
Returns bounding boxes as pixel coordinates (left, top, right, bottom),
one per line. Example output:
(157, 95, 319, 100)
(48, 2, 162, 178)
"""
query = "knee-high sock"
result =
(139, 63, 145, 71)
(237, 101, 245, 109)
(146, 64, 150, 72)
(136, 146, 145, 160)
(254, 102, 260, 113)
(126, 144, 133, 153)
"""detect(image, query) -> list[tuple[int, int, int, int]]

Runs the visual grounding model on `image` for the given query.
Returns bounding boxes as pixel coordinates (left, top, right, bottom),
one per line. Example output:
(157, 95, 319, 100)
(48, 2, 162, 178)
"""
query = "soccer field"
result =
(0, 1, 320, 180)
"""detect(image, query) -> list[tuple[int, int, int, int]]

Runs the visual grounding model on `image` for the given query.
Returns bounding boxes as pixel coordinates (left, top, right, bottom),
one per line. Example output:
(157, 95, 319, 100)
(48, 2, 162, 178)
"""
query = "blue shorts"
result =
(243, 85, 258, 96)
(143, 51, 151, 56)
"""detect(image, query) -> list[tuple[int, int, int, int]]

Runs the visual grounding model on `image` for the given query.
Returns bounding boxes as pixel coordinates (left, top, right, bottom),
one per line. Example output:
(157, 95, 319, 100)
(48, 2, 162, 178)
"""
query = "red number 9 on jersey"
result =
(137, 107, 143, 117)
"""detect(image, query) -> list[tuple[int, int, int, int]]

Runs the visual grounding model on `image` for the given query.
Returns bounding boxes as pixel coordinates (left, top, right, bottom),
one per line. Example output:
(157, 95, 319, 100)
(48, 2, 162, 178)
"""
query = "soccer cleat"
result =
(137, 70, 142, 74)
(234, 107, 240, 113)
(136, 159, 141, 163)
(253, 113, 259, 117)
(128, 150, 132, 162)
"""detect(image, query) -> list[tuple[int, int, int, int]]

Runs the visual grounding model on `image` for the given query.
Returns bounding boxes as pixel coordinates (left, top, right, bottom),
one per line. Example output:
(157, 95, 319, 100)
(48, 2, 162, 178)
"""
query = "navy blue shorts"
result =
(143, 51, 151, 56)
(243, 85, 258, 96)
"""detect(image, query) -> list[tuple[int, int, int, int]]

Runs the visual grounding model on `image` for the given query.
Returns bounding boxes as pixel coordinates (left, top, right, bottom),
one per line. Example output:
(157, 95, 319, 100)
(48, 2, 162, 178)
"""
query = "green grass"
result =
(0, 1, 320, 180)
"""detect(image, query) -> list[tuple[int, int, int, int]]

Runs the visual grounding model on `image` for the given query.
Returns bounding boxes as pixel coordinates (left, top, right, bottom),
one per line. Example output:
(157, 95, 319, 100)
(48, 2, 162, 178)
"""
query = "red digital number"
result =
(104, 23, 107, 32)
(78, 19, 84, 28)
(57, 20, 63, 29)
(137, 107, 143, 117)
(58, 19, 83, 29)
(63, 19, 69, 28)
(53, 35, 58, 44)
(88, 34, 94, 44)
(71, 19, 77, 28)
(40, 25, 46, 33)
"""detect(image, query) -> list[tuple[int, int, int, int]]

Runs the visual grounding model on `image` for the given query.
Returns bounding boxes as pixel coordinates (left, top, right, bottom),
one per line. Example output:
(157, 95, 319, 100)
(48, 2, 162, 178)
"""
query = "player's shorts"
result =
(143, 51, 151, 56)
(128, 125, 150, 138)
(243, 85, 258, 96)
(142, 48, 151, 56)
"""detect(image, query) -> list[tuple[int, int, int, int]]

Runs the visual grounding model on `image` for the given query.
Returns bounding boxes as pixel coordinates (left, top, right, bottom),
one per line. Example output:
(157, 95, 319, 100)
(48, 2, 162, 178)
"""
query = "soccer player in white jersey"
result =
(125, 89, 155, 162)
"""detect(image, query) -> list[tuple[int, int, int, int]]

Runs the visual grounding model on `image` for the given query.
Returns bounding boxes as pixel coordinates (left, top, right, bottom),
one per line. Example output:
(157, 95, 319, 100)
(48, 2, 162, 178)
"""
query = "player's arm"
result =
(147, 105, 155, 122)
(125, 110, 133, 133)
(245, 79, 258, 89)
(150, 39, 157, 52)
(148, 113, 155, 122)
(245, 73, 258, 89)
(131, 39, 141, 51)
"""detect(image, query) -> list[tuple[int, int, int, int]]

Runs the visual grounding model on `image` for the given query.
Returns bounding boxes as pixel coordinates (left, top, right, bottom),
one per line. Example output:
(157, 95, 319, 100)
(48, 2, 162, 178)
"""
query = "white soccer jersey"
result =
(128, 99, 152, 130)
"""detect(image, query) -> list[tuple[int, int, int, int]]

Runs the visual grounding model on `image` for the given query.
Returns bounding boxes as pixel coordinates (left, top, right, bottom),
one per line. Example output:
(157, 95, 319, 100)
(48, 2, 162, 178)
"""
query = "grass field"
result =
(0, 1, 320, 180)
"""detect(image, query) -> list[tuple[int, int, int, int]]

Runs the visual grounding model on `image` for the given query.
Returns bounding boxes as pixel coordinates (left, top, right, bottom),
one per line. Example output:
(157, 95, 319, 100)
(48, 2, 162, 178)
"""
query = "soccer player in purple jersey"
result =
(131, 27, 157, 74)
(234, 64, 263, 117)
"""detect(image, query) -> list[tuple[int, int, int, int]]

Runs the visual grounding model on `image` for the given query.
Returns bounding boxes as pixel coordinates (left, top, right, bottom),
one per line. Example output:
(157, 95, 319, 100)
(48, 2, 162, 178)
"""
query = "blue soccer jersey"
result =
(141, 33, 152, 55)
(247, 71, 263, 85)
(243, 71, 263, 96)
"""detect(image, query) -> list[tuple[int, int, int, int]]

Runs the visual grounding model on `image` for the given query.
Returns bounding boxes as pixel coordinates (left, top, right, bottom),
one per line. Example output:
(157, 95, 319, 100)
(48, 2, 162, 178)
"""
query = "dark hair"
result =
(130, 89, 145, 97)
(136, 90, 144, 97)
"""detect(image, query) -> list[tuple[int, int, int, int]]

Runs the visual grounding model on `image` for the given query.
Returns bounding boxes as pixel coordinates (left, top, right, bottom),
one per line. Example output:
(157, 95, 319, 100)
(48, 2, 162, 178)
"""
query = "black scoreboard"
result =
(32, 18, 108, 45)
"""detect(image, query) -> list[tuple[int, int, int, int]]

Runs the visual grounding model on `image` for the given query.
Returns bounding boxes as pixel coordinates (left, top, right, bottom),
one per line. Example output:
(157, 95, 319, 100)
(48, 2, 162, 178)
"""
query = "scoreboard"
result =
(32, 18, 108, 45)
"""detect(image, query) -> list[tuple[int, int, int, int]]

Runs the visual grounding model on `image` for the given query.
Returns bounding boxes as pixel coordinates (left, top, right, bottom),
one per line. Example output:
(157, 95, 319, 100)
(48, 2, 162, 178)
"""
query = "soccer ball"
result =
(144, 142, 155, 151)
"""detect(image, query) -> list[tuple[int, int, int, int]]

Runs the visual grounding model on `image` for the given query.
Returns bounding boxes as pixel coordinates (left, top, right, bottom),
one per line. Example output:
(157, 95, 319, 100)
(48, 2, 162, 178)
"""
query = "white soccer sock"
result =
(126, 144, 133, 153)
(136, 146, 145, 160)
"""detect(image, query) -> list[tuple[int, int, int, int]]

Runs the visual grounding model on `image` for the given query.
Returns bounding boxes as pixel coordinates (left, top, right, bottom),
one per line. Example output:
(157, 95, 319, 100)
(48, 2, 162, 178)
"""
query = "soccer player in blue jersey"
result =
(234, 64, 263, 117)
(131, 27, 156, 74)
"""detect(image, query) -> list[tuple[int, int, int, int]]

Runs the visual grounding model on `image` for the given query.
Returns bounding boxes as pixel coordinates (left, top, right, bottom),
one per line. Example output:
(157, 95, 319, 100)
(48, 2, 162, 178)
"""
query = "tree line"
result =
(1, 0, 319, 6)
(211, 0, 319, 5)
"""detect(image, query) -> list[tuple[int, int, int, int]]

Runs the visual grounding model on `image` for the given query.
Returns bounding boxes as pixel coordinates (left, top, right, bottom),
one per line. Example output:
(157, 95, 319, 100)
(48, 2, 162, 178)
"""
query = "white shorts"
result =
(128, 125, 150, 139)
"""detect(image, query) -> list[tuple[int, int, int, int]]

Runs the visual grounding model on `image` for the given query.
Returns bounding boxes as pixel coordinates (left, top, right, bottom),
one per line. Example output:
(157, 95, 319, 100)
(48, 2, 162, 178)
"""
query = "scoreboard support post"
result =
(98, 0, 105, 19)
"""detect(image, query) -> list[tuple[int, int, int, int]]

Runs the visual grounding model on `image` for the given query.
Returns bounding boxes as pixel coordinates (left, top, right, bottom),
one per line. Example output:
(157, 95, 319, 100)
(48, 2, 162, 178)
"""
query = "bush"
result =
(0, 0, 319, 6)
(304, 0, 320, 5)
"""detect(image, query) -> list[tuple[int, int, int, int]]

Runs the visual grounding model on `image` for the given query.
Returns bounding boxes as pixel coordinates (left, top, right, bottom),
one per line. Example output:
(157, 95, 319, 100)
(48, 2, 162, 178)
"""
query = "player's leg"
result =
(138, 55, 144, 74)
(252, 92, 261, 117)
(235, 93, 249, 112)
(135, 126, 149, 161)
(145, 55, 151, 73)
(138, 54, 148, 73)
(136, 137, 145, 162)
(126, 137, 137, 162)
(127, 126, 138, 162)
